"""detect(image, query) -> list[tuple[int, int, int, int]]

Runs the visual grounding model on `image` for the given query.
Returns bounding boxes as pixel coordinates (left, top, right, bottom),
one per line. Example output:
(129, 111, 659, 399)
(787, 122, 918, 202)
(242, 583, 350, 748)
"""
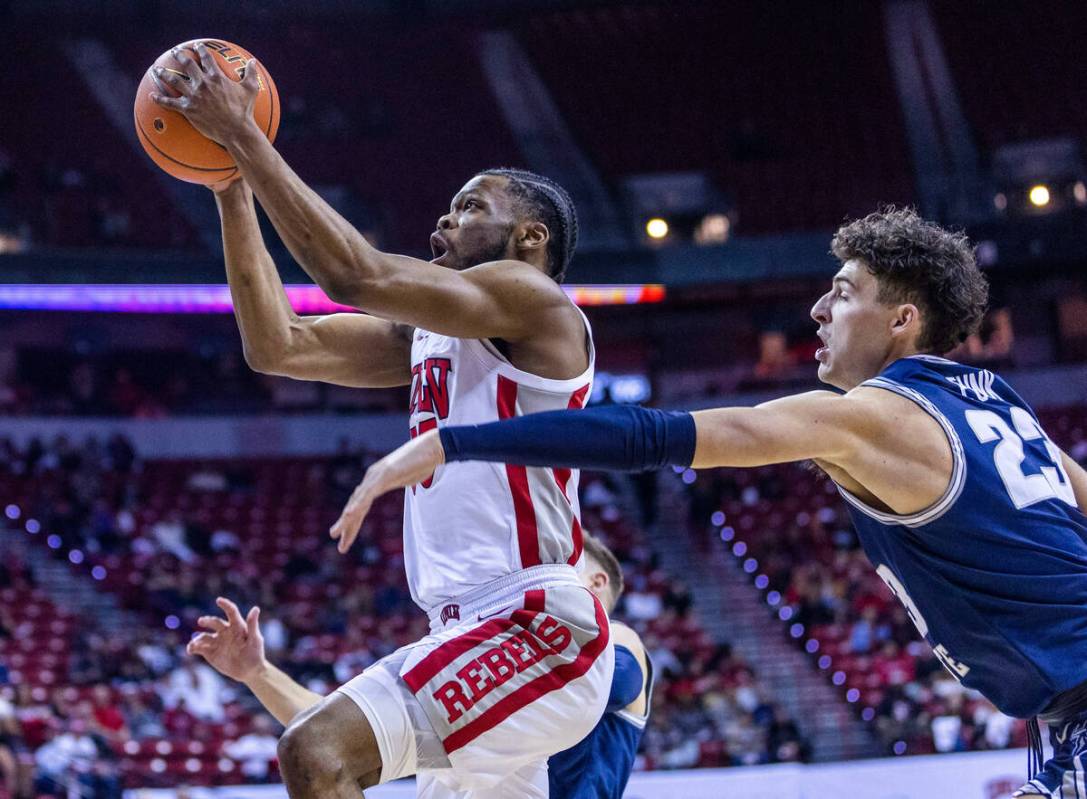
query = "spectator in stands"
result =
(752, 331, 797, 381)
(33, 718, 120, 799)
(160, 660, 228, 723)
(11, 686, 53, 752)
(88, 686, 128, 746)
(222, 714, 280, 782)
(120, 691, 165, 740)
(848, 606, 887, 654)
(0, 690, 30, 799)
(149, 510, 196, 563)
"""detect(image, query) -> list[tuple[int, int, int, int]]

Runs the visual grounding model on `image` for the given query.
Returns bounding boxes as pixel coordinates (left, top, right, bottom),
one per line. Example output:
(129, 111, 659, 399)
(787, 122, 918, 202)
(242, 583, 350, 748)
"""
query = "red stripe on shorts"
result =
(442, 593, 611, 754)
(402, 618, 516, 693)
(523, 589, 546, 613)
(497, 375, 541, 568)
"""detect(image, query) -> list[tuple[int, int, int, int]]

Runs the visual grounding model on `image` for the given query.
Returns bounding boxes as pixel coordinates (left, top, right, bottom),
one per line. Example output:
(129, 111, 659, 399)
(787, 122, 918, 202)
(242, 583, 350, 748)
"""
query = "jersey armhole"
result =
(835, 377, 967, 529)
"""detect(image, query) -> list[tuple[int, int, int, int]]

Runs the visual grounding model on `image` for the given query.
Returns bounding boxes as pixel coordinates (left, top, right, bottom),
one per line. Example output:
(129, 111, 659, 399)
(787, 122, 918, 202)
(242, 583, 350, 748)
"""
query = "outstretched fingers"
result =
(187, 632, 215, 656)
(193, 42, 221, 78)
(216, 596, 247, 628)
(245, 606, 261, 638)
(197, 615, 228, 633)
(329, 484, 375, 554)
(172, 48, 203, 83)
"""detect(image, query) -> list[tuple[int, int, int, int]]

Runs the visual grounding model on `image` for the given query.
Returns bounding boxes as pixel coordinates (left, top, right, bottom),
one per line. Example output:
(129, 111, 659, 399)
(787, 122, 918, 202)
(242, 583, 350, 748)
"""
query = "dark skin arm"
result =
(215, 179, 412, 387)
(152, 44, 586, 380)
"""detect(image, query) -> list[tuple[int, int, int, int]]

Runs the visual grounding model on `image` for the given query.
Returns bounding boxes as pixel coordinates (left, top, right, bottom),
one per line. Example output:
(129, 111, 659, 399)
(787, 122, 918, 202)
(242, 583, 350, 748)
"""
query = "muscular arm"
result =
(216, 181, 411, 387)
(223, 127, 576, 343)
(329, 387, 952, 550)
(689, 391, 873, 468)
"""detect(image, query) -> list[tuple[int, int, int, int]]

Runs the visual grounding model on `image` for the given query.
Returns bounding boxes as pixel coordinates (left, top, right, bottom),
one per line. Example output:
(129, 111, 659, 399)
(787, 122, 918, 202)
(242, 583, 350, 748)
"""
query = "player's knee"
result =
(278, 717, 343, 784)
(278, 706, 382, 790)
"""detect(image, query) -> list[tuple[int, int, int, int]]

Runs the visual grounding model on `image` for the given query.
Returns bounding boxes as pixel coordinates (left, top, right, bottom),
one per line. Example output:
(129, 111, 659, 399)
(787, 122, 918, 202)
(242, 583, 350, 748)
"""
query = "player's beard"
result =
(460, 223, 516, 270)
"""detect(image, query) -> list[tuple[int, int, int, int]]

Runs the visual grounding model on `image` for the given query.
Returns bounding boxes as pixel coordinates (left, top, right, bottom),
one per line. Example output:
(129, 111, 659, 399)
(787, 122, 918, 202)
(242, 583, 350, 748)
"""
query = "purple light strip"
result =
(0, 283, 665, 313)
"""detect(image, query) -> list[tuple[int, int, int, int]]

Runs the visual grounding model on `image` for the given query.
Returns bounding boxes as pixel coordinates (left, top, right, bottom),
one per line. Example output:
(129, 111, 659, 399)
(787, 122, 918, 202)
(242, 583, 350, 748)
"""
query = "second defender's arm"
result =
(243, 662, 323, 728)
(188, 597, 322, 727)
(216, 181, 412, 387)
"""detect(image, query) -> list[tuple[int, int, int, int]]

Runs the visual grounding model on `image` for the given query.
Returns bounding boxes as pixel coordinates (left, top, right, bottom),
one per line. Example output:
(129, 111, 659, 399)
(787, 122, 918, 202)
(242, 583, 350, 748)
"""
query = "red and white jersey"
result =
(403, 311, 594, 611)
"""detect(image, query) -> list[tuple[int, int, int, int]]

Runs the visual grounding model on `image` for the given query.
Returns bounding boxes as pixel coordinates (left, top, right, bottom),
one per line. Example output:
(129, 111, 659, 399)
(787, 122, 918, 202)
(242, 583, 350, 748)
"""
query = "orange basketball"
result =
(133, 39, 279, 185)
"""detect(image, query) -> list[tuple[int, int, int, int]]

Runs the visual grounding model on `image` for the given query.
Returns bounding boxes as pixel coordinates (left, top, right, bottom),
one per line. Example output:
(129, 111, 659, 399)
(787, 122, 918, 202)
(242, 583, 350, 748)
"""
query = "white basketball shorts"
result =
(336, 564, 613, 795)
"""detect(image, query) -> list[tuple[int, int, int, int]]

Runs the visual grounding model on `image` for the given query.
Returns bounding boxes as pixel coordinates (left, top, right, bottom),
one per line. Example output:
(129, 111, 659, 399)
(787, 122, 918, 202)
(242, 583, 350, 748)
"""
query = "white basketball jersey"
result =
(403, 311, 595, 610)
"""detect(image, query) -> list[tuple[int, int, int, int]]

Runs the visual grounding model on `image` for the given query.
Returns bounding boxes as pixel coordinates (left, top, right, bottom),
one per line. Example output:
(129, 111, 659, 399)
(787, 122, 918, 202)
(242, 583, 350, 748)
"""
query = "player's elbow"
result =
(241, 344, 284, 376)
(321, 276, 365, 309)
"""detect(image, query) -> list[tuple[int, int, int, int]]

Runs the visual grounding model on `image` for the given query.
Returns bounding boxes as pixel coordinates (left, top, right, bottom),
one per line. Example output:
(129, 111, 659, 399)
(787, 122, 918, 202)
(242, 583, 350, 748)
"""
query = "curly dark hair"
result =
(830, 207, 989, 354)
(477, 168, 579, 283)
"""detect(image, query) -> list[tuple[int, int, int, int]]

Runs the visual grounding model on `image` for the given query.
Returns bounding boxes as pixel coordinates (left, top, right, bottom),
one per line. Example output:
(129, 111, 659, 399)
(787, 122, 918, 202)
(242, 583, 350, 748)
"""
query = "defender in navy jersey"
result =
(550, 534, 651, 799)
(342, 208, 1087, 796)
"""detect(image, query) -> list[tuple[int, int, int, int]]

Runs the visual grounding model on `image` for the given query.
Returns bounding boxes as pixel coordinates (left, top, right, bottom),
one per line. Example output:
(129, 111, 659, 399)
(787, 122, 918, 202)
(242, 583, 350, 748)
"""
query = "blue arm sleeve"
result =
(607, 646, 644, 712)
(439, 405, 696, 472)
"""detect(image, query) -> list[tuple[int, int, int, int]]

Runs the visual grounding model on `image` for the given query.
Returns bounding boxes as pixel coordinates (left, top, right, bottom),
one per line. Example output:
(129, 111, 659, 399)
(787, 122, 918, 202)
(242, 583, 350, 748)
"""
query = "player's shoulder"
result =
(610, 620, 646, 658)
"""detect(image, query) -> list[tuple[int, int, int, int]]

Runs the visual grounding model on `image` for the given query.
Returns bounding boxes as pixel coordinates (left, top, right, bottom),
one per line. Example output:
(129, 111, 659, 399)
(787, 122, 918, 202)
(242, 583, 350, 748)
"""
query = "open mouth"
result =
(430, 232, 449, 264)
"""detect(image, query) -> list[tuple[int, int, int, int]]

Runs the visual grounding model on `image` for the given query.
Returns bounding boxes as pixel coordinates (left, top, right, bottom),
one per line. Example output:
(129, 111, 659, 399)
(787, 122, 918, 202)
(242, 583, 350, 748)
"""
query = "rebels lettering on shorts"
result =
(428, 619, 572, 724)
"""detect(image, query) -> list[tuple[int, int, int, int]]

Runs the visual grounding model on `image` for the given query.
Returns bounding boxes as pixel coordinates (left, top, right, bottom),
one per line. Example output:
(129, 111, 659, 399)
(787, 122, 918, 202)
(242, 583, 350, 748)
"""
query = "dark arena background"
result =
(2, 1, 1086, 797)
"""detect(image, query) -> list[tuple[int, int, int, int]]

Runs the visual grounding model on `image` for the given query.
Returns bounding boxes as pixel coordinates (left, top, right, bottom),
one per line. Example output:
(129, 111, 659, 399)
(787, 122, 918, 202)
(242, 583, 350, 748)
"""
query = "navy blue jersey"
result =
(838, 355, 1087, 718)
(548, 654, 653, 798)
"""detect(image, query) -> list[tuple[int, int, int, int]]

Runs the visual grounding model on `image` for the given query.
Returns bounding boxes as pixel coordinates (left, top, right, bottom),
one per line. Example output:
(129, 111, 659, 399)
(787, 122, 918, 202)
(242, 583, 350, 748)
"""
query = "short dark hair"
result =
(830, 207, 989, 354)
(582, 533, 624, 612)
(477, 168, 578, 283)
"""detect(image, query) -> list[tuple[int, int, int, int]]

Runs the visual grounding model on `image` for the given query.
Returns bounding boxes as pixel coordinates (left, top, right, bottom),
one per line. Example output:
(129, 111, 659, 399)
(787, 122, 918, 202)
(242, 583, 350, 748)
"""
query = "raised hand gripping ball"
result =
(134, 39, 279, 185)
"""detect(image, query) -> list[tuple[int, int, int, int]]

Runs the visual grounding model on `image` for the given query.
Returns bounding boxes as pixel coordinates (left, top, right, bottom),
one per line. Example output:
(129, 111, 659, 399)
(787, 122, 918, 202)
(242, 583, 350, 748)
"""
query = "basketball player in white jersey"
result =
(151, 48, 613, 798)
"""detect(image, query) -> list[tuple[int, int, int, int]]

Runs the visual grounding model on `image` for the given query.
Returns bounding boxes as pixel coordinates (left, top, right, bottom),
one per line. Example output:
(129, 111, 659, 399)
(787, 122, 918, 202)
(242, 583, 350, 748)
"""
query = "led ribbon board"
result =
(0, 284, 665, 313)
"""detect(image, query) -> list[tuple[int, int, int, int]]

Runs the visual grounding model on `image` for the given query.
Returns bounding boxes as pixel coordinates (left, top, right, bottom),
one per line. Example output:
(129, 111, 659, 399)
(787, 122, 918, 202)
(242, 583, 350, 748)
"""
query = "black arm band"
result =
(439, 404, 696, 472)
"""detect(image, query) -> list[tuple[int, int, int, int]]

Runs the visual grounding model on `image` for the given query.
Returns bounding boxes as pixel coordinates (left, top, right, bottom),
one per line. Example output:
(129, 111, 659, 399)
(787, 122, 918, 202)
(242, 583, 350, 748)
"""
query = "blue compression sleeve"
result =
(439, 405, 696, 472)
(607, 645, 644, 712)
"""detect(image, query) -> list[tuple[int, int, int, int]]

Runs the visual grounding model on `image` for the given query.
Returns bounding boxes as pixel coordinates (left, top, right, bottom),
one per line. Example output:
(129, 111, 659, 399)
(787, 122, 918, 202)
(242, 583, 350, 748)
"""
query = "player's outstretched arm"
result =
(215, 180, 412, 387)
(188, 597, 322, 726)
(329, 394, 879, 551)
(154, 45, 577, 344)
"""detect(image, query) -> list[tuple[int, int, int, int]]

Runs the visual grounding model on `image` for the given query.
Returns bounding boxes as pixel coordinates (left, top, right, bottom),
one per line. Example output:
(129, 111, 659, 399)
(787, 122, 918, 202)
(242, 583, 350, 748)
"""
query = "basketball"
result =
(133, 39, 279, 185)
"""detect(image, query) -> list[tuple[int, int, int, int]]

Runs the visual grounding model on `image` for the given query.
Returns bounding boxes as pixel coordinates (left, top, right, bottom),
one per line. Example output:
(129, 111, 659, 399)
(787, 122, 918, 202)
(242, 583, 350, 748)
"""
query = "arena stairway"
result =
(650, 472, 881, 762)
(3, 528, 132, 636)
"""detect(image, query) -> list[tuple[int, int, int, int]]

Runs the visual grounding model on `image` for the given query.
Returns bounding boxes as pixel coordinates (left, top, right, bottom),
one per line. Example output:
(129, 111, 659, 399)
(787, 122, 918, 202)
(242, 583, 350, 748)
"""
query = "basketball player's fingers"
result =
(197, 616, 228, 633)
(193, 42, 220, 78)
(336, 520, 361, 554)
(245, 606, 261, 638)
(187, 634, 213, 655)
(154, 66, 191, 98)
(171, 48, 203, 83)
(150, 92, 186, 111)
(216, 596, 247, 628)
(329, 509, 361, 553)
(241, 59, 260, 91)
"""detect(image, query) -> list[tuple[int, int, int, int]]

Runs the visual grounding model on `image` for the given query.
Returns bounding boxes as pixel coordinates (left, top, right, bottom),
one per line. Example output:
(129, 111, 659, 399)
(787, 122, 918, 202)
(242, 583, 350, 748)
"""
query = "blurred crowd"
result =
(685, 463, 1027, 757)
(0, 434, 808, 796)
(0, 348, 404, 418)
